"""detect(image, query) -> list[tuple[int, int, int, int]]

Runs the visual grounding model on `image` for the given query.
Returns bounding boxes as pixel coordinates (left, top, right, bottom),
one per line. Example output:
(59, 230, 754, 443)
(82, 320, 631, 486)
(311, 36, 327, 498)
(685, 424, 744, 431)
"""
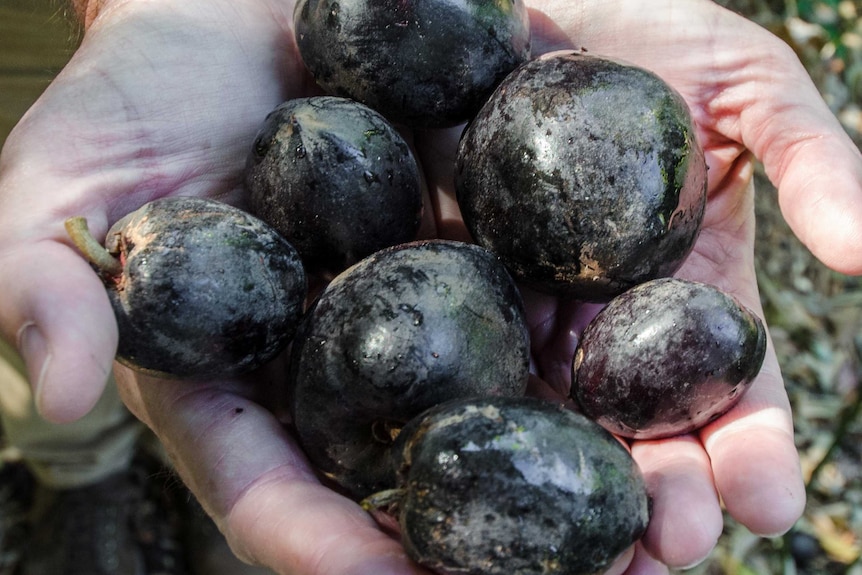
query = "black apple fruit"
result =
(288, 239, 530, 499)
(65, 197, 307, 379)
(572, 278, 767, 439)
(456, 51, 708, 301)
(294, 0, 531, 127)
(244, 96, 423, 274)
(382, 396, 651, 575)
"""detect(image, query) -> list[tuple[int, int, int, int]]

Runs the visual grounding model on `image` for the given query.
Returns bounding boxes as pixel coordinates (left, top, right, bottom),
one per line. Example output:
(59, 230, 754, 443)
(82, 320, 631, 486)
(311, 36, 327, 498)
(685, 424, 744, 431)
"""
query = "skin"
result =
(1, 0, 861, 573)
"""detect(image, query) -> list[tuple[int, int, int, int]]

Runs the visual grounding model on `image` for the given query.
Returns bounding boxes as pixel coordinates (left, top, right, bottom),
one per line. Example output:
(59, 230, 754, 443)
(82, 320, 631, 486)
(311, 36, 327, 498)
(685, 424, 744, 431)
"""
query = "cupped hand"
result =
(1, 0, 860, 574)
(0, 0, 314, 420)
(516, 0, 862, 569)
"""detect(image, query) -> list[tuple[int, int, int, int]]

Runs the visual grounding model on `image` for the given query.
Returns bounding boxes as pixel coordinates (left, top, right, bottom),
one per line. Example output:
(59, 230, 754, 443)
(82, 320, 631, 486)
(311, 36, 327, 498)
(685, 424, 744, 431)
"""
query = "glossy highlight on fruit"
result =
(245, 96, 423, 273)
(288, 240, 530, 499)
(572, 278, 767, 439)
(66, 197, 307, 379)
(456, 51, 708, 301)
(389, 396, 650, 575)
(294, 0, 531, 127)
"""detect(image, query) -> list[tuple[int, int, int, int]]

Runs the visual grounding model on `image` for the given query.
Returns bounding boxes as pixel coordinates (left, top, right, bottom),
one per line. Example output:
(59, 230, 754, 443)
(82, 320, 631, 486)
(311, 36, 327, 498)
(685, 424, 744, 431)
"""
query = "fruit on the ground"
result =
(245, 96, 423, 273)
(65, 197, 307, 379)
(572, 278, 767, 439)
(288, 240, 530, 499)
(382, 396, 650, 575)
(455, 51, 708, 301)
(293, 0, 531, 127)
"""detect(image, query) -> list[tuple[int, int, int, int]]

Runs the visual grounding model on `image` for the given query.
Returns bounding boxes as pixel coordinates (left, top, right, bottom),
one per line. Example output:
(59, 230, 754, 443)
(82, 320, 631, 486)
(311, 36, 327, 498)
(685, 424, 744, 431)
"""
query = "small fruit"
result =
(65, 197, 307, 379)
(288, 240, 530, 499)
(245, 96, 423, 273)
(572, 278, 767, 439)
(456, 51, 708, 301)
(293, 0, 531, 127)
(381, 396, 650, 575)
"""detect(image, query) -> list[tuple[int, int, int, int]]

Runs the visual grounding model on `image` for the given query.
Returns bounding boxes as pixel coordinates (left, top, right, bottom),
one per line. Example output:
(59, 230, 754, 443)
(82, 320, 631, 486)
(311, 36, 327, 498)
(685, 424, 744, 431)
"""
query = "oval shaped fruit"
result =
(288, 240, 530, 499)
(455, 51, 708, 301)
(389, 396, 650, 575)
(293, 0, 531, 127)
(67, 197, 307, 379)
(572, 278, 767, 440)
(244, 96, 423, 274)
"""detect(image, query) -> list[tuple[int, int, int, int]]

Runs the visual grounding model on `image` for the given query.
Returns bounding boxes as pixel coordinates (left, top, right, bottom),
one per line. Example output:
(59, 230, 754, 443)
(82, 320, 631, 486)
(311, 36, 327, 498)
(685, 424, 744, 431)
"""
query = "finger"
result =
(700, 340, 806, 537)
(773, 132, 862, 275)
(0, 240, 117, 423)
(116, 368, 430, 575)
(230, 480, 429, 575)
(623, 542, 670, 575)
(686, 174, 806, 536)
(397, 131, 438, 242)
(526, 294, 604, 397)
(630, 435, 724, 569)
(729, 36, 862, 275)
(602, 546, 636, 575)
(414, 126, 472, 243)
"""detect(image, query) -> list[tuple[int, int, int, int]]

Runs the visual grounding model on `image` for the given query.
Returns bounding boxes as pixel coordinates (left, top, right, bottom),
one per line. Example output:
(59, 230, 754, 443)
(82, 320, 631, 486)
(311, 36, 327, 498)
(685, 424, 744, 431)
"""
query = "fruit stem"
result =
(360, 488, 405, 513)
(64, 216, 122, 277)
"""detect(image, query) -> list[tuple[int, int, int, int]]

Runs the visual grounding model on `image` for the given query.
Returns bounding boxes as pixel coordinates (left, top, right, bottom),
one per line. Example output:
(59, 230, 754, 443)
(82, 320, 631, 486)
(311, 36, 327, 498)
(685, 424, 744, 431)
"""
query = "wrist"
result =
(71, 0, 102, 27)
(71, 0, 141, 29)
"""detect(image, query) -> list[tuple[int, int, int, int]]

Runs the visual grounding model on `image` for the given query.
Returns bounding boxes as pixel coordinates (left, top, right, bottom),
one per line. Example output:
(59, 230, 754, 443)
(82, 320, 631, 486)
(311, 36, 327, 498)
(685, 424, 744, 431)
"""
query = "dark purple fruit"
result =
(572, 278, 767, 439)
(293, 0, 531, 128)
(65, 197, 307, 379)
(244, 96, 423, 274)
(455, 51, 708, 301)
(288, 240, 530, 499)
(385, 396, 650, 575)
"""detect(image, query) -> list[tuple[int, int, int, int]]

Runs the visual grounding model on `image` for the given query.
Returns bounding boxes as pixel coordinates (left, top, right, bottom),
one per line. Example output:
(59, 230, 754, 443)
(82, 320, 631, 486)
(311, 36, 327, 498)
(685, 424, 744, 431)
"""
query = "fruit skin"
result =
(293, 0, 531, 128)
(391, 396, 650, 575)
(287, 240, 530, 499)
(245, 96, 423, 274)
(104, 197, 307, 379)
(572, 278, 767, 440)
(455, 51, 708, 301)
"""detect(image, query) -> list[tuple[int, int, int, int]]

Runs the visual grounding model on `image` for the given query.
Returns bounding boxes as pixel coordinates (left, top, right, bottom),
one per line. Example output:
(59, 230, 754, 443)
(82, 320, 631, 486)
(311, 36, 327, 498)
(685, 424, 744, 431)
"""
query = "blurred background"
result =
(0, 0, 77, 144)
(0, 0, 860, 574)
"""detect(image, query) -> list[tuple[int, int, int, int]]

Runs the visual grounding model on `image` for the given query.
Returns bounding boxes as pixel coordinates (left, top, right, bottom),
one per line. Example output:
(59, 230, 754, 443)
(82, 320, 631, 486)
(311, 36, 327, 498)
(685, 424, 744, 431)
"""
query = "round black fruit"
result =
(293, 0, 531, 128)
(456, 51, 708, 301)
(288, 240, 530, 499)
(572, 278, 767, 439)
(386, 396, 651, 575)
(65, 197, 307, 379)
(244, 96, 423, 274)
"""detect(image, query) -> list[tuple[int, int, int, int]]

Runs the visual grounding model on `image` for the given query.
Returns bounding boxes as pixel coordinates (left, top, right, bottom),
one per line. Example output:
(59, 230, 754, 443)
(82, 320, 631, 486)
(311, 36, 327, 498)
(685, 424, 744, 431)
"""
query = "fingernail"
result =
(16, 322, 52, 411)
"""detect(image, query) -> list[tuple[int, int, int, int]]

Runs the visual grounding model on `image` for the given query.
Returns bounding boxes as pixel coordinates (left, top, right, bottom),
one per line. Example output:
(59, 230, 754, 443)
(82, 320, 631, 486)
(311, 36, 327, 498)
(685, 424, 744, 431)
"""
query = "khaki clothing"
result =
(0, 338, 143, 488)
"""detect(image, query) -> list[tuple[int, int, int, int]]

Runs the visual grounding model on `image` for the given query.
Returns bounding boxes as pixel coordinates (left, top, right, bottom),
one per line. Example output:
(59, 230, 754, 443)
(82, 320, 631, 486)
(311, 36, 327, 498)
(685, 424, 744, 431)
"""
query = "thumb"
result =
(0, 239, 117, 423)
(772, 129, 862, 275)
(735, 35, 862, 275)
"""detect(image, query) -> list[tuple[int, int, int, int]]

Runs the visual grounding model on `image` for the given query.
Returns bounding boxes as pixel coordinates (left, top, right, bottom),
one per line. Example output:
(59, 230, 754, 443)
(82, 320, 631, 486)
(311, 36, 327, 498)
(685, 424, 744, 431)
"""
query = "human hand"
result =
(0, 1, 430, 573)
(1, 1, 860, 575)
(506, 0, 860, 570)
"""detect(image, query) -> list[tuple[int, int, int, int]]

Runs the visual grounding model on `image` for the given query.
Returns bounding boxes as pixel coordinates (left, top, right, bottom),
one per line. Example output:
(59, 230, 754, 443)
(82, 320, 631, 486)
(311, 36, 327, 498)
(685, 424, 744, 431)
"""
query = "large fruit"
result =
(288, 240, 530, 499)
(456, 51, 708, 301)
(244, 96, 423, 273)
(65, 197, 307, 379)
(384, 396, 651, 575)
(294, 0, 531, 127)
(572, 278, 767, 439)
